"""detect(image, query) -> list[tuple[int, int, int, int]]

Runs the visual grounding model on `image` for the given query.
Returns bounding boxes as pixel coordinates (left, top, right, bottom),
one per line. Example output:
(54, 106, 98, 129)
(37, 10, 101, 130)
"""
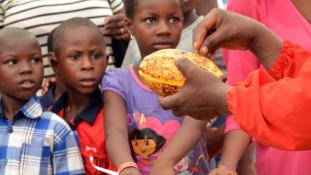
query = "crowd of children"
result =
(0, 0, 310, 174)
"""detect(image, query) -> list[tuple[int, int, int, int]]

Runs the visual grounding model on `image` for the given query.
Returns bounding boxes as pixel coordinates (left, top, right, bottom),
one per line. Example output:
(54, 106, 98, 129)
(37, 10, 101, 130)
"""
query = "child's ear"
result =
(125, 17, 134, 36)
(48, 52, 61, 76)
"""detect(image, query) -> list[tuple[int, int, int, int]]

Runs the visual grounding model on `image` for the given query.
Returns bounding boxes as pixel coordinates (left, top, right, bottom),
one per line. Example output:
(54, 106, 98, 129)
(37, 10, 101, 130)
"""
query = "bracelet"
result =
(117, 162, 138, 173)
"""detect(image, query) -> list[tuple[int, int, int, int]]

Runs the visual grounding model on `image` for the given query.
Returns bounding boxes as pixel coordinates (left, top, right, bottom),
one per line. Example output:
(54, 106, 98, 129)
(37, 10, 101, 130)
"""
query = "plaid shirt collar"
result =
(0, 95, 43, 120)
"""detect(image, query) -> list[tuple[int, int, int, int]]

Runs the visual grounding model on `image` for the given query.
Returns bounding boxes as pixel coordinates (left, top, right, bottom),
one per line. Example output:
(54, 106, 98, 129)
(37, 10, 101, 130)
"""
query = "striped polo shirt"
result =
(0, 0, 124, 96)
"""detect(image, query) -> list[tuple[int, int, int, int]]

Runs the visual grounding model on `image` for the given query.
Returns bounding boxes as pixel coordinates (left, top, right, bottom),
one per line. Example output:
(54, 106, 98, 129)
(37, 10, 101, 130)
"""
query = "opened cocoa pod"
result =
(139, 49, 226, 97)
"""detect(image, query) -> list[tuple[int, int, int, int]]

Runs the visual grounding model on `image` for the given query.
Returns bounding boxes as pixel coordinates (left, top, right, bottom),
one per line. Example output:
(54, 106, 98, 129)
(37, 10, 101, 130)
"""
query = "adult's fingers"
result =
(193, 8, 221, 53)
(174, 56, 197, 79)
(104, 14, 125, 24)
(158, 95, 180, 114)
(105, 19, 126, 30)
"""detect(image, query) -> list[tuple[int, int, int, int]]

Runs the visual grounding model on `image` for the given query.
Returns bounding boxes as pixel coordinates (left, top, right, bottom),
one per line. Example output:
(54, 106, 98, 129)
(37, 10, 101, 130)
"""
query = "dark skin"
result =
(291, 0, 311, 24)
(158, 8, 283, 120)
(50, 26, 107, 121)
(0, 28, 43, 122)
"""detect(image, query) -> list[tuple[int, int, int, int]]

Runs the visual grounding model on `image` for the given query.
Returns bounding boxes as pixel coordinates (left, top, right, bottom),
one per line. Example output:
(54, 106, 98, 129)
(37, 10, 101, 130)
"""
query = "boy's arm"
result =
(52, 118, 85, 175)
(150, 116, 207, 175)
(103, 91, 141, 175)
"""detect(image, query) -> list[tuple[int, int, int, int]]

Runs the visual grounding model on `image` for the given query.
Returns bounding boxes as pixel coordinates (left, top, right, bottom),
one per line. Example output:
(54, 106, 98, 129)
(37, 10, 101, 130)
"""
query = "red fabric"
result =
(56, 108, 116, 174)
(228, 41, 311, 150)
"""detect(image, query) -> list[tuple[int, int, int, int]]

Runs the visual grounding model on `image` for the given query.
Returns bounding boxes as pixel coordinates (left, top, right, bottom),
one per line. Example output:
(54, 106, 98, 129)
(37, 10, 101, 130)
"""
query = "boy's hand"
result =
(42, 76, 56, 95)
(208, 165, 237, 175)
(104, 14, 130, 42)
(119, 167, 141, 175)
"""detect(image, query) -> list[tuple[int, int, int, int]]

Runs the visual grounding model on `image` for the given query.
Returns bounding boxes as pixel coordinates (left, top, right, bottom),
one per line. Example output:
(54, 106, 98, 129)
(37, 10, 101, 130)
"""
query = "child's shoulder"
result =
(105, 66, 131, 77)
(103, 66, 133, 84)
(39, 110, 71, 131)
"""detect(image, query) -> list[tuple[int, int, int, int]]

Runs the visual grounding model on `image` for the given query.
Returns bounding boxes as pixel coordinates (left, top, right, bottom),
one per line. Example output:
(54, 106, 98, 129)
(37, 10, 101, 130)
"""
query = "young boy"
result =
(0, 27, 85, 174)
(49, 17, 115, 174)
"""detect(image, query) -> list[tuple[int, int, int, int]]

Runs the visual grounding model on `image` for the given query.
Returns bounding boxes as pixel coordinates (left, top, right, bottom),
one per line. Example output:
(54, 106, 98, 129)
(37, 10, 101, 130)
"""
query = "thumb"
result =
(158, 95, 179, 111)
(174, 56, 196, 79)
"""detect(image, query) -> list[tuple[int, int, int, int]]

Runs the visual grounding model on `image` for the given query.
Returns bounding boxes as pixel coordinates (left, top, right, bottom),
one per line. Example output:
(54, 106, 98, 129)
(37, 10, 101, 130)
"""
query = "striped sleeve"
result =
(108, 0, 124, 13)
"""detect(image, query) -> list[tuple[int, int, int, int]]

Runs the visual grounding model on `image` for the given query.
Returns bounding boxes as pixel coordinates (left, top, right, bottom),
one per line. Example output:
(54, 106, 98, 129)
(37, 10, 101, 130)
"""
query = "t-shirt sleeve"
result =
(108, 0, 124, 13)
(228, 41, 311, 151)
(101, 68, 127, 100)
(224, 115, 241, 133)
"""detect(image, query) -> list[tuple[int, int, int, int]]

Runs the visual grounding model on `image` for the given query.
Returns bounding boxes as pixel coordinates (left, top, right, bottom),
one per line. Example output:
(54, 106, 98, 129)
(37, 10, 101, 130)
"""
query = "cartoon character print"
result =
(129, 128, 166, 167)
(174, 152, 205, 175)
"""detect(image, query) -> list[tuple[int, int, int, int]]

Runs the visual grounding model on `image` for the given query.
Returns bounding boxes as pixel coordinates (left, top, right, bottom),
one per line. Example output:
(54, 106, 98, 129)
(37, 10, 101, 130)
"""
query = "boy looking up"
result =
(49, 17, 115, 174)
(0, 27, 84, 174)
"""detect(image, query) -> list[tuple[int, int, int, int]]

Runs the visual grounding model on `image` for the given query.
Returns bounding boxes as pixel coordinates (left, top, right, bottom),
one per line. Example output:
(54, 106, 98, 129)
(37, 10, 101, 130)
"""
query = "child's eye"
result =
(7, 60, 17, 65)
(169, 17, 179, 23)
(93, 53, 100, 59)
(71, 54, 80, 60)
(31, 58, 41, 63)
(145, 18, 156, 23)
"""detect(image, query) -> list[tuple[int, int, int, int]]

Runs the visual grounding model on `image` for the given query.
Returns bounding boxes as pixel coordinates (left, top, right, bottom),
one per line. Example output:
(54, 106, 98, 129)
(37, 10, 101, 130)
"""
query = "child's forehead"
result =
(136, 0, 182, 11)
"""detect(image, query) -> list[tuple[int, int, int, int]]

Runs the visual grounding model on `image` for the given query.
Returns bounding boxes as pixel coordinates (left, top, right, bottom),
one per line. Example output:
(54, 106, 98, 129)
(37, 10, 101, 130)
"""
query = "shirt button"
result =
(8, 127, 13, 133)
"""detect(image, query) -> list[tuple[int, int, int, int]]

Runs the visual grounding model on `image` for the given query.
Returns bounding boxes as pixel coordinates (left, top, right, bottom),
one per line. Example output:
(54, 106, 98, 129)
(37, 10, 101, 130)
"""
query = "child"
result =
(48, 17, 115, 174)
(121, 0, 208, 67)
(40, 28, 67, 109)
(102, 0, 210, 175)
(0, 27, 84, 174)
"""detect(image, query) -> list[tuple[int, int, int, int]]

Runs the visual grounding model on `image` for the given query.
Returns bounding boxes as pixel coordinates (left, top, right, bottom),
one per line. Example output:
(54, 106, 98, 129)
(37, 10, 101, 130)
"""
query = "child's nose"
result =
(19, 62, 33, 75)
(156, 21, 171, 35)
(81, 57, 94, 70)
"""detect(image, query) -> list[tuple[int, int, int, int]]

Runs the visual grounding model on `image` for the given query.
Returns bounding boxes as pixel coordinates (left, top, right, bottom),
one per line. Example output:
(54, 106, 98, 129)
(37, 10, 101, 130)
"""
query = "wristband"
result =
(117, 162, 138, 173)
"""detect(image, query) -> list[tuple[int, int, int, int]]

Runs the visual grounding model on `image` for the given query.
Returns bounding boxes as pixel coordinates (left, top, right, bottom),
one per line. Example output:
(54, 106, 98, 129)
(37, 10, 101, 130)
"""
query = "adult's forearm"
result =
(248, 25, 283, 70)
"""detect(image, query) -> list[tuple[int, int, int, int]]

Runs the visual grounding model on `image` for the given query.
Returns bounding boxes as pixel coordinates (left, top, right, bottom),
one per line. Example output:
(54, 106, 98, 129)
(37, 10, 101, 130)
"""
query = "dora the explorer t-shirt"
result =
(101, 65, 210, 175)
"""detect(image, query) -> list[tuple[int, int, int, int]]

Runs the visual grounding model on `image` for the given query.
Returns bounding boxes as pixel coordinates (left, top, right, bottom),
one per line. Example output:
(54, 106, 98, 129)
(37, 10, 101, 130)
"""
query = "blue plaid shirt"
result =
(0, 96, 85, 175)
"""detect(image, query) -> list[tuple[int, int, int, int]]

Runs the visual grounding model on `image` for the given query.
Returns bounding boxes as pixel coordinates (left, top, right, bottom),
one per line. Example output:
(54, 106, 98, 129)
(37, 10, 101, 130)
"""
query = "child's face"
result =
(0, 36, 43, 101)
(129, 0, 183, 58)
(55, 27, 107, 95)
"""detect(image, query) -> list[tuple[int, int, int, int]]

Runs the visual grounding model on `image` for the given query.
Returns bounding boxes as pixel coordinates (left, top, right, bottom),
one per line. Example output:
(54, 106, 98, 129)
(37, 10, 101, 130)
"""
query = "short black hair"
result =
(53, 17, 104, 55)
(124, 0, 184, 20)
(47, 27, 57, 52)
(0, 27, 34, 39)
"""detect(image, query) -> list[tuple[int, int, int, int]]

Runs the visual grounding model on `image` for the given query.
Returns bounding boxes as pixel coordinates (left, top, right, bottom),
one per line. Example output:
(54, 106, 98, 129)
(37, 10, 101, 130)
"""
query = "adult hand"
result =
(208, 165, 237, 175)
(158, 57, 232, 120)
(104, 14, 130, 42)
(193, 8, 283, 70)
(42, 76, 56, 95)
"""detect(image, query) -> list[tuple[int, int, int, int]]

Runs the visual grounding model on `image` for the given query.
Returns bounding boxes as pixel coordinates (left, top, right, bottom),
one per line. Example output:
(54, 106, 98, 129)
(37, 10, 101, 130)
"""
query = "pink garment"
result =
(223, 0, 311, 174)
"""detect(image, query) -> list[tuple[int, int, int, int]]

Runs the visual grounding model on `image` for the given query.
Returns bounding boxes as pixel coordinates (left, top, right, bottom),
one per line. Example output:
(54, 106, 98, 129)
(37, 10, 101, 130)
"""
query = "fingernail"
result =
(193, 42, 197, 48)
(104, 18, 109, 23)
